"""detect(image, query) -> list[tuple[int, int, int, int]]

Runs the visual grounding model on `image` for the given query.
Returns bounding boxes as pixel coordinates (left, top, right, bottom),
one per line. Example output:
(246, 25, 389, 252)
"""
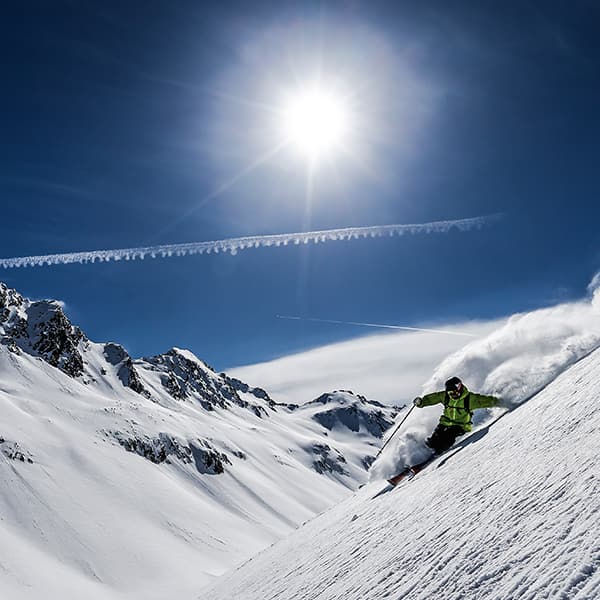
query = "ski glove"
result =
(413, 397, 423, 408)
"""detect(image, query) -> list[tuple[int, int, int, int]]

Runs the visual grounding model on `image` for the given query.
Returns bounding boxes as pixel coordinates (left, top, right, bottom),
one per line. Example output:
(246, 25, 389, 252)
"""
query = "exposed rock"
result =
(104, 343, 151, 398)
(190, 440, 232, 475)
(0, 438, 34, 463)
(147, 349, 270, 417)
(307, 391, 397, 438)
(108, 430, 191, 464)
(222, 375, 277, 408)
(311, 442, 348, 476)
(6, 340, 21, 355)
(0, 282, 25, 312)
(107, 430, 232, 475)
(1, 283, 87, 377)
(120, 359, 149, 397)
(103, 342, 128, 366)
(147, 349, 232, 409)
(28, 302, 86, 377)
(361, 455, 376, 470)
(1, 284, 281, 420)
(309, 390, 387, 409)
(313, 405, 394, 438)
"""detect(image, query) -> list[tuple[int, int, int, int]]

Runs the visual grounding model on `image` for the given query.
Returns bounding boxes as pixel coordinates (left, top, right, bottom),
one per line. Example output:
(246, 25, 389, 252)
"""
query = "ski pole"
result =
(373, 403, 416, 462)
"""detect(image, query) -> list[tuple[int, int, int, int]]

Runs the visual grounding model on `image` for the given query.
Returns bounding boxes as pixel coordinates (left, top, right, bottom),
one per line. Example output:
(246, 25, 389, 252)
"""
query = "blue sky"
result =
(1, 1, 598, 370)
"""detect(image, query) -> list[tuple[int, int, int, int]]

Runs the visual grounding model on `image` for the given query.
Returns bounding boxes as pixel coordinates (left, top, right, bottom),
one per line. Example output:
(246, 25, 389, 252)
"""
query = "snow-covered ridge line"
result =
(0, 214, 502, 269)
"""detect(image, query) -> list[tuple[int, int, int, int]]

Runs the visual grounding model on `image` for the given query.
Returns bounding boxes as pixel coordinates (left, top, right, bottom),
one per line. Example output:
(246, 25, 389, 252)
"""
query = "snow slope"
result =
(0, 283, 399, 599)
(205, 346, 600, 600)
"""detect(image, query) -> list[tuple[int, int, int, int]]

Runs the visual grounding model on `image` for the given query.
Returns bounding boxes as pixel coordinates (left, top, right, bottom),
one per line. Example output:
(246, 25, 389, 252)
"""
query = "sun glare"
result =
(282, 88, 350, 159)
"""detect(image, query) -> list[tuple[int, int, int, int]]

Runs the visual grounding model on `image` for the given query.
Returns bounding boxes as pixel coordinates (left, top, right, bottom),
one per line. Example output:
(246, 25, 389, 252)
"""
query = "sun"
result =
(281, 88, 350, 160)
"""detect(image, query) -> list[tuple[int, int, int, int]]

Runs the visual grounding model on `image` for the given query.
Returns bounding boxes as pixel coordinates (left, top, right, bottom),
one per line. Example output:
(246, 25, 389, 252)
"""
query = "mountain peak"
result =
(0, 282, 87, 377)
(301, 390, 399, 439)
(0, 281, 403, 597)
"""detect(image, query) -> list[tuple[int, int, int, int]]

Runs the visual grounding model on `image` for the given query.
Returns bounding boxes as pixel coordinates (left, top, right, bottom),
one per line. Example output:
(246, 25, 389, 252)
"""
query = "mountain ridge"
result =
(0, 281, 401, 599)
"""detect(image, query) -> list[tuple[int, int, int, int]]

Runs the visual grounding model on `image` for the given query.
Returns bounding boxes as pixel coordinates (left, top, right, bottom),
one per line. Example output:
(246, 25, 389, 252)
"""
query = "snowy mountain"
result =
(0, 282, 400, 599)
(4, 279, 599, 600)
(205, 345, 600, 599)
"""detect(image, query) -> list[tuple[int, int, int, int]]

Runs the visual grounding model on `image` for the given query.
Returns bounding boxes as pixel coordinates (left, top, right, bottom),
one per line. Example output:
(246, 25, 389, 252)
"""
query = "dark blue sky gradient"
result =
(1, 1, 598, 369)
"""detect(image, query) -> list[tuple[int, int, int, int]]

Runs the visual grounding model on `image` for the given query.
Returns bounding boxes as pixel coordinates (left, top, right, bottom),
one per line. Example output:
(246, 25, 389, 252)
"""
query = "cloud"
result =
(227, 319, 503, 406)
(0, 215, 500, 269)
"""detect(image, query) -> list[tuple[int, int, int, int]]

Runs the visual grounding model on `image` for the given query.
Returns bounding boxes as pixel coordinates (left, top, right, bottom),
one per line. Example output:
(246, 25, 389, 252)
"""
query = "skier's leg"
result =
(425, 424, 447, 454)
(425, 424, 463, 455)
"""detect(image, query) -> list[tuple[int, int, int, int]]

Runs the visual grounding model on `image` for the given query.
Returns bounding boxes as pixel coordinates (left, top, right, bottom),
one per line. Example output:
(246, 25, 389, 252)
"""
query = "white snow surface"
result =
(205, 345, 600, 600)
(0, 328, 396, 599)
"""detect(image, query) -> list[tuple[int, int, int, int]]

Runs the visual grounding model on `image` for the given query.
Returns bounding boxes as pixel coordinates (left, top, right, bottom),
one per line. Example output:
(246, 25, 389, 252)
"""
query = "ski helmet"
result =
(445, 376, 462, 393)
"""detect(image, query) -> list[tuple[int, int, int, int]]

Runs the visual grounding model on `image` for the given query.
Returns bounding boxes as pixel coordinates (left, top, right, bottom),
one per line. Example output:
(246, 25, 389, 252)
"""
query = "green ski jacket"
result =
(419, 385, 499, 432)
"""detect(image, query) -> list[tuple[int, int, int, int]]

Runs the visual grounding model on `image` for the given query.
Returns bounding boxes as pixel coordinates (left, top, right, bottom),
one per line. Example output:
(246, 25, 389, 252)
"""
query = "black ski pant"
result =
(425, 424, 465, 455)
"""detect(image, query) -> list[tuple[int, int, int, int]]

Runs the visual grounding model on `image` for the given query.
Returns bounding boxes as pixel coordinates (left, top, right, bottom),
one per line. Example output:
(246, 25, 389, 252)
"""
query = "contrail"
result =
(0, 214, 502, 269)
(276, 315, 478, 337)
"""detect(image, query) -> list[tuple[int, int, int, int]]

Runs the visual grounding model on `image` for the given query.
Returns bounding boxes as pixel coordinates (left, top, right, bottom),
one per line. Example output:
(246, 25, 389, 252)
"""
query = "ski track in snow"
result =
(0, 215, 500, 269)
(204, 348, 600, 600)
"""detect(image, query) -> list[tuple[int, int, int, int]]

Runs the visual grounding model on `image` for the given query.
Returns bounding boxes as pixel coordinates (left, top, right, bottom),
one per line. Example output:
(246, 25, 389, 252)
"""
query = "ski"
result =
(386, 469, 413, 486)
(386, 457, 434, 486)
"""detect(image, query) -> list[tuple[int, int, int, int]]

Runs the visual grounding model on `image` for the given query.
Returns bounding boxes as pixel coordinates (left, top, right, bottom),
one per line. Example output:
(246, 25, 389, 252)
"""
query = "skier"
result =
(384, 377, 501, 486)
(414, 376, 500, 455)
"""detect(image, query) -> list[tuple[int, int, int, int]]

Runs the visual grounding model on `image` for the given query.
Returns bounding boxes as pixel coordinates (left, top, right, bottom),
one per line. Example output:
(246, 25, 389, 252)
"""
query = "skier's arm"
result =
(417, 391, 446, 407)
(469, 393, 499, 409)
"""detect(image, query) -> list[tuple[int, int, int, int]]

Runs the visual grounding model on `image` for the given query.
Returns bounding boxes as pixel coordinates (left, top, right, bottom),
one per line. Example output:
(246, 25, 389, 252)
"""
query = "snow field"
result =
(0, 342, 385, 599)
(204, 346, 600, 600)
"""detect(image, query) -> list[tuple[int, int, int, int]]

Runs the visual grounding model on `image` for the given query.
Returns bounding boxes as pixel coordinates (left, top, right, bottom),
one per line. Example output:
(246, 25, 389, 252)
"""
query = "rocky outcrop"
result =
(0, 283, 25, 315)
(0, 283, 86, 378)
(310, 443, 348, 476)
(0, 437, 34, 463)
(104, 343, 150, 398)
(28, 301, 86, 377)
(106, 430, 232, 474)
(222, 375, 276, 408)
(190, 440, 232, 475)
(146, 349, 235, 410)
(308, 391, 398, 438)
(108, 431, 193, 464)
(146, 349, 271, 417)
